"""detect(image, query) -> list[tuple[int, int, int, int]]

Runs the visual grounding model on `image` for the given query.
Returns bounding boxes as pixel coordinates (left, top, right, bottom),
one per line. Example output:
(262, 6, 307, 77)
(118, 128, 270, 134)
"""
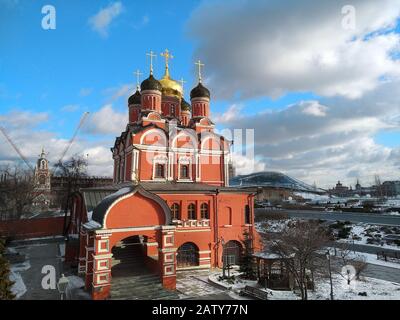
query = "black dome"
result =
(141, 74, 162, 92)
(181, 99, 191, 112)
(128, 89, 141, 105)
(190, 82, 210, 99)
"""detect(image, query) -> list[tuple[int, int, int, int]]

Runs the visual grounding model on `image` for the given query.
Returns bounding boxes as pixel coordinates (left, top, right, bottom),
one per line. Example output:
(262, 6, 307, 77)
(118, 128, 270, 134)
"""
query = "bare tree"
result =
(270, 220, 330, 300)
(0, 164, 36, 220)
(54, 155, 88, 235)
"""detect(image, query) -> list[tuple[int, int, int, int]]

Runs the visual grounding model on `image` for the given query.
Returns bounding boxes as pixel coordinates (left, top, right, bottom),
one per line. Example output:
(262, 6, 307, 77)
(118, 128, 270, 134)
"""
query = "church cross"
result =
(195, 60, 205, 83)
(146, 50, 156, 75)
(133, 69, 143, 89)
(161, 49, 174, 69)
(179, 78, 186, 92)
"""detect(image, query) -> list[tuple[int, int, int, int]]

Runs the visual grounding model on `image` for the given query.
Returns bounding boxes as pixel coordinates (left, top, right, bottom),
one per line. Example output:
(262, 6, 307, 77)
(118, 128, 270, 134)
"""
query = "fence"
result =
(377, 251, 400, 264)
(0, 216, 64, 240)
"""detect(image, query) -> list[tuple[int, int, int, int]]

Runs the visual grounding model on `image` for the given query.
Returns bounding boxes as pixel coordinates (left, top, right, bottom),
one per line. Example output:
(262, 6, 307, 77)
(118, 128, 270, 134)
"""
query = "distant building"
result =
(381, 181, 400, 197)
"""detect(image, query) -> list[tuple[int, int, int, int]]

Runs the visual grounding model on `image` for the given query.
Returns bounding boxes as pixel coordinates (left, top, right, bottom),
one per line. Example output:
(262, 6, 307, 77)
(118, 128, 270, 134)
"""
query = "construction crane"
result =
(0, 126, 35, 172)
(56, 111, 90, 166)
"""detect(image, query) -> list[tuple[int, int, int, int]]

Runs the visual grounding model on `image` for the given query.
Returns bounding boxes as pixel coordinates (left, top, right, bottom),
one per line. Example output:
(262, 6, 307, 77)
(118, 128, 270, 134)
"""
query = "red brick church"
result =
(66, 50, 261, 300)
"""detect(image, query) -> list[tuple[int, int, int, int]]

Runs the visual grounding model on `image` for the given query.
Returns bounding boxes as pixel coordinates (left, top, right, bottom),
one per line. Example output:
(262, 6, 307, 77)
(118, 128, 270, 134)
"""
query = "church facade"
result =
(67, 50, 261, 300)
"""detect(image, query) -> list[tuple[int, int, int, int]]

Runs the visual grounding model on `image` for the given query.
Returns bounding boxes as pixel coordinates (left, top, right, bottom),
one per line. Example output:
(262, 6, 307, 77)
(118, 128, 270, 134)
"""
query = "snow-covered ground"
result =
(209, 268, 400, 300)
(9, 261, 30, 298)
(264, 275, 400, 300)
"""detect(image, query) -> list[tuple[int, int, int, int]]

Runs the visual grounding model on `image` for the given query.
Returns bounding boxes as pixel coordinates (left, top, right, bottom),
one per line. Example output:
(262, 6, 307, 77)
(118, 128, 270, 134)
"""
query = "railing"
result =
(377, 251, 400, 264)
(172, 219, 210, 228)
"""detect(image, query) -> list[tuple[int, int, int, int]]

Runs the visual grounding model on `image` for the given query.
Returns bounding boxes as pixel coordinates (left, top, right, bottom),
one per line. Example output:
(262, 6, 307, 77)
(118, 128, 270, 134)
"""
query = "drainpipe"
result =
(214, 188, 220, 268)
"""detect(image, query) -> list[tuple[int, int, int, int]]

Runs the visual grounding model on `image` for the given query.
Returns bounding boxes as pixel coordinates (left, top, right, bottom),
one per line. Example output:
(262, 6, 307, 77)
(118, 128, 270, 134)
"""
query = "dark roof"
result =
(181, 99, 191, 111)
(141, 74, 162, 92)
(128, 89, 141, 105)
(83, 189, 114, 212)
(89, 184, 172, 229)
(190, 82, 210, 99)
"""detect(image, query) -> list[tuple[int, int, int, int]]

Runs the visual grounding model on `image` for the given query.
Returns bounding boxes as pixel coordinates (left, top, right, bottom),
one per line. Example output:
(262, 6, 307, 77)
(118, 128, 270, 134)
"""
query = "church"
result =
(65, 50, 261, 300)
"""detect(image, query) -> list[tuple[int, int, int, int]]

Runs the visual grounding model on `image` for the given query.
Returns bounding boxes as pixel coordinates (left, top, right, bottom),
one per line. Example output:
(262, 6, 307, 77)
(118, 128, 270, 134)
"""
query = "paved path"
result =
(331, 242, 400, 255)
(9, 240, 64, 300)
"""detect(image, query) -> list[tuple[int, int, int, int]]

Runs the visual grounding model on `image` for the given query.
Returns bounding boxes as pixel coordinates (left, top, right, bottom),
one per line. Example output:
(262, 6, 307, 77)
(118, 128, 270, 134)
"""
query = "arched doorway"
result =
(177, 242, 199, 268)
(111, 236, 148, 278)
(223, 240, 242, 266)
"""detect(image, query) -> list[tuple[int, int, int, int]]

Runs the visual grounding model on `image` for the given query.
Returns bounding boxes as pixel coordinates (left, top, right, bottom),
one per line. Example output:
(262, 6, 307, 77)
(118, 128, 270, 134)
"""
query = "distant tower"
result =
(34, 148, 51, 191)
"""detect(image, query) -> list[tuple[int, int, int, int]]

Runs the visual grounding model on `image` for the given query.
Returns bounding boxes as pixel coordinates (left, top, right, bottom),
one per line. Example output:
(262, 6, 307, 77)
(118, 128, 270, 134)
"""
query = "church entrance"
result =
(110, 235, 178, 300)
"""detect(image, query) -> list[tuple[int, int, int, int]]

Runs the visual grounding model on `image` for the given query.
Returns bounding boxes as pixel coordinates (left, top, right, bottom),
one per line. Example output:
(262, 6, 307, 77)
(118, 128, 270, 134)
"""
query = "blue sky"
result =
(1, 0, 400, 187)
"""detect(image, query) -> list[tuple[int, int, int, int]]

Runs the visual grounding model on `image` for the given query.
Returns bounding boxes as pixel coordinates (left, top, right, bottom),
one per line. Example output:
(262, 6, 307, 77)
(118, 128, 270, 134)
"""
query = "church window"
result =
(245, 205, 251, 224)
(155, 163, 165, 178)
(200, 203, 209, 219)
(171, 203, 180, 220)
(188, 203, 196, 220)
(180, 165, 189, 179)
(170, 104, 175, 116)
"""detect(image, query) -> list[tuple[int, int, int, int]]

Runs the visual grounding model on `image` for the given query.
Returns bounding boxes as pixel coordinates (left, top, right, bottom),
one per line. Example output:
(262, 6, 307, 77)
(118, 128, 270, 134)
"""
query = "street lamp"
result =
(57, 274, 69, 300)
(325, 250, 334, 300)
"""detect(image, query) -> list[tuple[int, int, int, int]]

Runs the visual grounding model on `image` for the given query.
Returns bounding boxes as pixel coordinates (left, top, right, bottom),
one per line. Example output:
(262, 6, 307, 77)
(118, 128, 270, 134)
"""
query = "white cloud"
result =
(0, 110, 114, 177)
(89, 2, 123, 37)
(0, 110, 49, 129)
(79, 88, 93, 97)
(221, 78, 400, 187)
(188, 0, 400, 100)
(84, 105, 126, 135)
(61, 104, 80, 112)
(301, 101, 328, 117)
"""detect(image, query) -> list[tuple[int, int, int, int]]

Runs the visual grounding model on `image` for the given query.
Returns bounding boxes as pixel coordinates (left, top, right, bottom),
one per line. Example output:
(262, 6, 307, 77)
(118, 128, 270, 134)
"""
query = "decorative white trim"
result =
(96, 225, 162, 234)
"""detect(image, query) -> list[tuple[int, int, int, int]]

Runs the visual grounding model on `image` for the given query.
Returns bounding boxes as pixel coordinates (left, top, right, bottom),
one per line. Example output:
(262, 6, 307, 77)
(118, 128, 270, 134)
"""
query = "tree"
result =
(239, 230, 256, 280)
(0, 239, 15, 300)
(54, 155, 88, 235)
(270, 220, 330, 300)
(0, 164, 36, 220)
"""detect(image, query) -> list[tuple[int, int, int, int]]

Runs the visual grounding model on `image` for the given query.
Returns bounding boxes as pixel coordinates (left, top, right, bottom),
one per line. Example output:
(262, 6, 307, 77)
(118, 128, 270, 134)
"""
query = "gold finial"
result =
(161, 49, 174, 77)
(133, 69, 143, 90)
(195, 60, 205, 83)
(179, 78, 186, 93)
(146, 50, 156, 75)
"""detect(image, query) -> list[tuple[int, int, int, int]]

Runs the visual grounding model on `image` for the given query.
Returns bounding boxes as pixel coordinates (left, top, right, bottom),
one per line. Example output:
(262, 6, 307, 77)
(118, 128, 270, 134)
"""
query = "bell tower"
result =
(34, 148, 51, 191)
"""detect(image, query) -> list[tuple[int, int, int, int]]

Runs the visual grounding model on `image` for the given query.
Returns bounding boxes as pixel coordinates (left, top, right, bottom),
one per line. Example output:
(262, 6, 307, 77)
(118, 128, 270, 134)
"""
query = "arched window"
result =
(180, 165, 189, 179)
(177, 242, 199, 267)
(188, 203, 196, 220)
(155, 163, 165, 178)
(170, 104, 175, 116)
(245, 205, 251, 224)
(171, 203, 180, 220)
(200, 203, 209, 219)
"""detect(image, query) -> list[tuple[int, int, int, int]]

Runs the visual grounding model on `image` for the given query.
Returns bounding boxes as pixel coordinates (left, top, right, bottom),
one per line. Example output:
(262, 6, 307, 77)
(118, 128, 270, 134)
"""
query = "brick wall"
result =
(0, 217, 64, 240)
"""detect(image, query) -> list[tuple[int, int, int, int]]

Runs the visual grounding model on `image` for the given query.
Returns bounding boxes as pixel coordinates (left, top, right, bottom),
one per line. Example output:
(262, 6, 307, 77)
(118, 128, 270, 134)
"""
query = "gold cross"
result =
(195, 60, 205, 83)
(133, 69, 143, 89)
(161, 49, 174, 69)
(146, 50, 156, 75)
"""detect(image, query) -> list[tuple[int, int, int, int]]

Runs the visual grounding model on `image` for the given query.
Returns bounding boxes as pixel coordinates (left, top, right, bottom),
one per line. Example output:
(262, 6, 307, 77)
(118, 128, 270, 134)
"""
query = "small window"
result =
(188, 204, 196, 220)
(155, 163, 165, 178)
(200, 203, 209, 219)
(171, 203, 180, 220)
(245, 205, 251, 224)
(180, 164, 189, 179)
(170, 104, 175, 116)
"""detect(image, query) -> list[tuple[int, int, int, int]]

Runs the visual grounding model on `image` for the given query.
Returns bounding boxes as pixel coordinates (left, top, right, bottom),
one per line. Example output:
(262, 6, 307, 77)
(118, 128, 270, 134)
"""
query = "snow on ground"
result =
(294, 192, 332, 202)
(256, 220, 292, 233)
(310, 275, 400, 300)
(10, 261, 31, 299)
(262, 274, 400, 300)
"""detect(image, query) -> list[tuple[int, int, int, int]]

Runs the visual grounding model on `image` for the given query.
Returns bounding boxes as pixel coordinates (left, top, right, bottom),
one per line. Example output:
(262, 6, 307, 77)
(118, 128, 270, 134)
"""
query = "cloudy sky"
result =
(1, 0, 400, 188)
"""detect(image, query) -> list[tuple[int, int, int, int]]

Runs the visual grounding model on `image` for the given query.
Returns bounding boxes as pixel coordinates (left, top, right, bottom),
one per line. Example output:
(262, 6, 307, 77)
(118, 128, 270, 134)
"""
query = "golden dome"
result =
(159, 67, 183, 99)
